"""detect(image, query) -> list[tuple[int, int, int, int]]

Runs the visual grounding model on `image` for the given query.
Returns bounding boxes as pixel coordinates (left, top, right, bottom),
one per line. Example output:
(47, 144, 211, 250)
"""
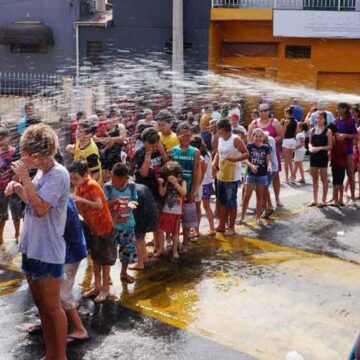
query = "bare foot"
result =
(120, 274, 135, 284)
(94, 289, 109, 303)
(172, 252, 180, 260)
(67, 330, 88, 341)
(225, 229, 236, 236)
(129, 263, 144, 271)
(153, 250, 164, 258)
(82, 287, 100, 298)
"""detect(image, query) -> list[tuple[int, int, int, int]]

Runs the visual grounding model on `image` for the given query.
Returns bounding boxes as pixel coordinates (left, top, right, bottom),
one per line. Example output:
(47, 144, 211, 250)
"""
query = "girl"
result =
(294, 122, 309, 184)
(282, 106, 297, 184)
(308, 111, 333, 207)
(157, 161, 187, 259)
(240, 128, 271, 225)
(190, 136, 215, 237)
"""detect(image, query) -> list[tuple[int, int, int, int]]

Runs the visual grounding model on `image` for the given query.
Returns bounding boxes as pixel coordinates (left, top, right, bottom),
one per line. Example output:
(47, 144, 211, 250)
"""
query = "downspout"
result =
(75, 22, 79, 85)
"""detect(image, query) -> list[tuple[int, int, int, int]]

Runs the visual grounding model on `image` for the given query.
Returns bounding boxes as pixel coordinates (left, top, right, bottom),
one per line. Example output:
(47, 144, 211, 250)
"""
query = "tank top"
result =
(171, 146, 196, 195)
(284, 118, 297, 139)
(217, 134, 243, 182)
(311, 127, 328, 148)
(202, 153, 213, 185)
(256, 118, 276, 138)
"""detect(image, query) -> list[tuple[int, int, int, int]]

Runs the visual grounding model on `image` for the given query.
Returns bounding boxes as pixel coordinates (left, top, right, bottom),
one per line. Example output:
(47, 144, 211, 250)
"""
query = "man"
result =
(213, 119, 249, 236)
(308, 101, 335, 127)
(293, 99, 303, 122)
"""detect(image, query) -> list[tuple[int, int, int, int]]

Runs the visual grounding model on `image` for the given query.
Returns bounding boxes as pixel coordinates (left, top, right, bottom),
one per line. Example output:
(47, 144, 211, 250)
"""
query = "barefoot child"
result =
(157, 161, 187, 259)
(0, 126, 22, 244)
(5, 123, 70, 359)
(68, 160, 116, 303)
(104, 163, 138, 283)
(240, 128, 271, 225)
(294, 122, 308, 183)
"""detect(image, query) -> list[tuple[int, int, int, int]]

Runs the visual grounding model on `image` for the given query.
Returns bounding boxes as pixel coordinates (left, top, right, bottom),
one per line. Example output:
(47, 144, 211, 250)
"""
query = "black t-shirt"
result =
(247, 143, 270, 177)
(134, 148, 163, 198)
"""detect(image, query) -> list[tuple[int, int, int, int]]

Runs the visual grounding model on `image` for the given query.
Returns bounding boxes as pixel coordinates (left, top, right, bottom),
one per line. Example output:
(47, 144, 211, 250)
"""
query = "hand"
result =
(336, 133, 346, 142)
(167, 175, 178, 185)
(4, 181, 21, 196)
(250, 164, 258, 174)
(267, 166, 272, 175)
(11, 160, 29, 182)
(158, 178, 165, 185)
(128, 201, 138, 209)
(309, 145, 318, 153)
(226, 155, 239, 162)
(144, 143, 152, 155)
(66, 144, 75, 154)
(70, 194, 82, 203)
(158, 143, 166, 155)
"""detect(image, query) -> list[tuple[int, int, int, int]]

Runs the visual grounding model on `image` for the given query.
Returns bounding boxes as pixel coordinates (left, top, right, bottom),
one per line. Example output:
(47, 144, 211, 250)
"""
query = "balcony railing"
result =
(211, 0, 357, 11)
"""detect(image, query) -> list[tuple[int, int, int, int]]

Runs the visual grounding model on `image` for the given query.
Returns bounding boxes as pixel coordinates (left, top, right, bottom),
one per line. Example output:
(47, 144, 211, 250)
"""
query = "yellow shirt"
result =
(74, 138, 103, 185)
(160, 132, 179, 152)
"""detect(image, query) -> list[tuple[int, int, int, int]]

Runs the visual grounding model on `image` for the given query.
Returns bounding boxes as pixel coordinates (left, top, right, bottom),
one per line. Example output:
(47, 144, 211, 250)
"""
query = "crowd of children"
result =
(0, 97, 360, 358)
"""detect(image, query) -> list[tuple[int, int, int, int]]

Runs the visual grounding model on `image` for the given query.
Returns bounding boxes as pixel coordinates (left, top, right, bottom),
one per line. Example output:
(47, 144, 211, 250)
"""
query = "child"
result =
(170, 122, 200, 252)
(66, 119, 103, 185)
(104, 163, 138, 283)
(240, 128, 271, 225)
(294, 122, 308, 183)
(157, 161, 187, 259)
(5, 123, 70, 359)
(156, 110, 179, 152)
(0, 126, 22, 244)
(68, 160, 116, 303)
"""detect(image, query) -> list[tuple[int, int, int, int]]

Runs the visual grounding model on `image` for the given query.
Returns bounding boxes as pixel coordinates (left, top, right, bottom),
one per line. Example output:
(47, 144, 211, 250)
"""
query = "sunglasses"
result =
(260, 109, 269, 113)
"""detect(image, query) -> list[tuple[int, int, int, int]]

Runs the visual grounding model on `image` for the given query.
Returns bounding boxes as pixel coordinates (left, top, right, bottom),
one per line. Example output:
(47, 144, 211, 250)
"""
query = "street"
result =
(1, 163, 360, 360)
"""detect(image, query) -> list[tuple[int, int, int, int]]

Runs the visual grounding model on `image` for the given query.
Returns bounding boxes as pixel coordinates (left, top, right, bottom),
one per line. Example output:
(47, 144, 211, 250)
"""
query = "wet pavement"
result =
(1, 162, 360, 360)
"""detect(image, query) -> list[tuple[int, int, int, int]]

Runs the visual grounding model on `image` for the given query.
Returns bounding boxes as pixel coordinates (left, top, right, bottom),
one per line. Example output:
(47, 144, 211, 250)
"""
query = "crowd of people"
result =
(0, 97, 360, 358)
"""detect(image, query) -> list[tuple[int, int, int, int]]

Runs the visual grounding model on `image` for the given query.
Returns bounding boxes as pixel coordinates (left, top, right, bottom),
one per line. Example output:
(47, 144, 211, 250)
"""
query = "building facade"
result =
(209, 0, 360, 94)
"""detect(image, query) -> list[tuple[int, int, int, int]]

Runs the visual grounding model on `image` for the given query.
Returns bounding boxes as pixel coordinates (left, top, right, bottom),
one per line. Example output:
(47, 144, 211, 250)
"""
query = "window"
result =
(222, 43, 278, 57)
(10, 44, 49, 53)
(87, 41, 104, 64)
(285, 45, 311, 59)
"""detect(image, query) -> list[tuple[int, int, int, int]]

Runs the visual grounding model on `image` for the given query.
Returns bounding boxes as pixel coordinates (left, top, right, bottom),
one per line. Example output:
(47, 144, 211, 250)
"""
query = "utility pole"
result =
(172, 0, 184, 112)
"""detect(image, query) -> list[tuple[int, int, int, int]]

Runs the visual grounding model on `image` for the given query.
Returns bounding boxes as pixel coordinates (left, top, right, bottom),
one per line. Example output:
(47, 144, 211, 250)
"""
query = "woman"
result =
(282, 106, 297, 183)
(308, 111, 333, 207)
(248, 103, 284, 207)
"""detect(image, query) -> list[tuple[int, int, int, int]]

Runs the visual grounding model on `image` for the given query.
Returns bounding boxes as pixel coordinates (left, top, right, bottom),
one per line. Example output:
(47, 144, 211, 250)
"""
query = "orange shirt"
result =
(75, 176, 113, 236)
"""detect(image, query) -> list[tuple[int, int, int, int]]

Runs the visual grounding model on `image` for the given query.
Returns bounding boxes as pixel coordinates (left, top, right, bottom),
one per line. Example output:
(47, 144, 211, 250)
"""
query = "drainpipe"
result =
(75, 22, 79, 85)
(172, 0, 184, 112)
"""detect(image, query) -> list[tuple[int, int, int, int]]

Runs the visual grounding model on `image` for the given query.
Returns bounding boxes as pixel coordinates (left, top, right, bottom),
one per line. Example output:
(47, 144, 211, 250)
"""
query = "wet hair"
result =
(78, 119, 97, 135)
(20, 123, 58, 157)
(160, 161, 183, 180)
(252, 128, 265, 138)
(217, 119, 232, 132)
(112, 162, 129, 178)
(68, 160, 88, 176)
(317, 111, 328, 125)
(299, 122, 309, 132)
(141, 127, 160, 144)
(155, 109, 172, 124)
(190, 135, 208, 157)
(76, 111, 86, 121)
(176, 121, 191, 135)
(337, 102, 351, 118)
(0, 126, 10, 138)
(285, 105, 295, 117)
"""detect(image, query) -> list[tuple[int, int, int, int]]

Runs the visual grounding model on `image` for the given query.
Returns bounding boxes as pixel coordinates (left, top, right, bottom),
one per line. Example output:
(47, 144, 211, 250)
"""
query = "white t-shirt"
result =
(202, 153, 213, 185)
(295, 132, 306, 152)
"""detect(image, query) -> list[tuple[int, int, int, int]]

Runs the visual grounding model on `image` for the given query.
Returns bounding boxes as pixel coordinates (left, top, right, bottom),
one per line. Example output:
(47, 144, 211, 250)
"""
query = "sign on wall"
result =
(273, 10, 360, 39)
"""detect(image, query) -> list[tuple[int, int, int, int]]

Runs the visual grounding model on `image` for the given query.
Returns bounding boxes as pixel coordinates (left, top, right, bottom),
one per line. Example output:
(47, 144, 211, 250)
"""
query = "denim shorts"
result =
(266, 172, 277, 188)
(217, 180, 239, 209)
(246, 175, 268, 186)
(22, 254, 64, 281)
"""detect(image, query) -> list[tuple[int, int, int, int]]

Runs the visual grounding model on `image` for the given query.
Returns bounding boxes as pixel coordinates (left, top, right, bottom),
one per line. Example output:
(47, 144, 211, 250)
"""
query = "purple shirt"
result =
(336, 117, 357, 156)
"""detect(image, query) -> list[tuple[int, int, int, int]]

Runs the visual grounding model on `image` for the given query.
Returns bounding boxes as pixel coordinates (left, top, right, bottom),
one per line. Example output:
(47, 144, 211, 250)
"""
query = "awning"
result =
(0, 22, 54, 46)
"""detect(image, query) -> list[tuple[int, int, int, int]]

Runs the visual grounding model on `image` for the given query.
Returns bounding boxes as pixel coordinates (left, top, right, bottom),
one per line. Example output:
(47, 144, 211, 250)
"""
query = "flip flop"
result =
(67, 335, 91, 346)
(307, 202, 317, 207)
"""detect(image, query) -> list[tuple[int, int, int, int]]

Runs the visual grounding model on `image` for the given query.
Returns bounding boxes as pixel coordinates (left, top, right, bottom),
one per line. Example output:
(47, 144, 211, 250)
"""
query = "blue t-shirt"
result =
(310, 110, 335, 127)
(103, 181, 138, 232)
(64, 197, 87, 264)
(19, 162, 70, 264)
(247, 143, 270, 177)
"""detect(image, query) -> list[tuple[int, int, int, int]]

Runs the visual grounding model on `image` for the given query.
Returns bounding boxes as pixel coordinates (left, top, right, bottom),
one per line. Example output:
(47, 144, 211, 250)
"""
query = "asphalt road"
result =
(1, 163, 359, 360)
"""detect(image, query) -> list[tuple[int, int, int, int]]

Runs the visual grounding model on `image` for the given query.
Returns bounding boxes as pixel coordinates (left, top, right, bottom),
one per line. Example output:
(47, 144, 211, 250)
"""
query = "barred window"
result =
(285, 45, 311, 59)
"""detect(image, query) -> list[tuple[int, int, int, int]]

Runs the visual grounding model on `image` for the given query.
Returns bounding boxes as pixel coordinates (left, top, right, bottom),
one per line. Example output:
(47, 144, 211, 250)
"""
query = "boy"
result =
(170, 122, 200, 252)
(104, 163, 138, 283)
(66, 119, 102, 185)
(68, 160, 116, 303)
(156, 110, 179, 152)
(5, 123, 70, 359)
(0, 126, 22, 244)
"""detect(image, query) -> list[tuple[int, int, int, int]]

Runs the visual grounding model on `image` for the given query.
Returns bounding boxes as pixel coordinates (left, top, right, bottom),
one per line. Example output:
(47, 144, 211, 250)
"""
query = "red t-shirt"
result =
(96, 120, 108, 138)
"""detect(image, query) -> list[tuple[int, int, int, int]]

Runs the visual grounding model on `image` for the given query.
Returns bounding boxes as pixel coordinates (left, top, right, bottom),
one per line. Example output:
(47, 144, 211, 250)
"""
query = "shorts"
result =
(159, 212, 181, 234)
(22, 254, 64, 281)
(332, 166, 346, 186)
(246, 175, 268, 186)
(217, 180, 239, 209)
(0, 191, 23, 221)
(182, 202, 198, 229)
(282, 138, 296, 149)
(266, 172, 277, 188)
(84, 225, 117, 266)
(202, 182, 213, 201)
(194, 185, 203, 202)
(294, 149, 306, 162)
(60, 262, 80, 310)
(116, 229, 137, 264)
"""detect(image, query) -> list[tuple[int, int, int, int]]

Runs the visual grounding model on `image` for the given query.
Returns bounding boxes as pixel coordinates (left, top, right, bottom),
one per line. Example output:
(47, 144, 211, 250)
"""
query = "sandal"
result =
(317, 203, 327, 208)
(307, 202, 317, 207)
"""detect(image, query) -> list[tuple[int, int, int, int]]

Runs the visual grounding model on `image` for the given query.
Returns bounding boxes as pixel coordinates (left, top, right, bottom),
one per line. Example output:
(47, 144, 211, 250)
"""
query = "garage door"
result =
(317, 72, 360, 95)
